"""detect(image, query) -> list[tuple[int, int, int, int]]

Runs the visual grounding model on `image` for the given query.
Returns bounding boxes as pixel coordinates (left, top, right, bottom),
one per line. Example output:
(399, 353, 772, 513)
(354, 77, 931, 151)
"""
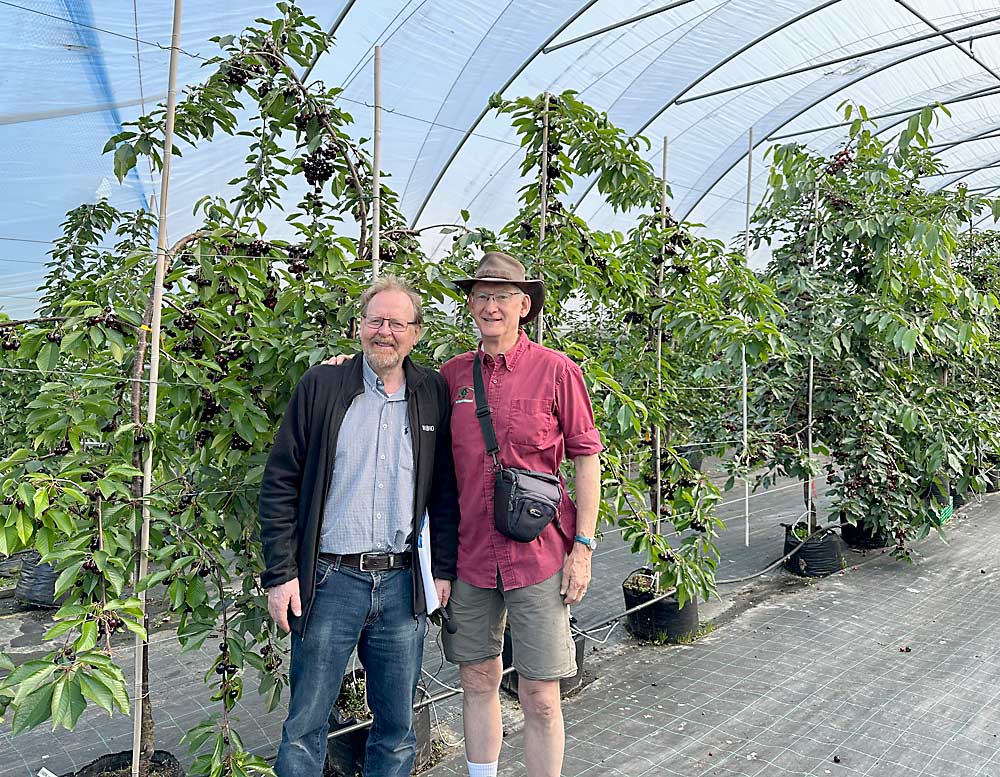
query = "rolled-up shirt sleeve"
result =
(555, 360, 603, 458)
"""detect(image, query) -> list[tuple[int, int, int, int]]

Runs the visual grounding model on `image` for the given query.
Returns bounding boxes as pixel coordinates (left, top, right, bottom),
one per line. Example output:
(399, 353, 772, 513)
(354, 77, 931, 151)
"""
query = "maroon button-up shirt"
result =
(440, 331, 603, 590)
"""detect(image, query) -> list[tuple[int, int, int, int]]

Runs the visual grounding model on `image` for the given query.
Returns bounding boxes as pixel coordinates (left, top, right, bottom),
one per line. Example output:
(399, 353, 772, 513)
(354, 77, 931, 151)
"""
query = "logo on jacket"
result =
(454, 386, 473, 405)
(421, 424, 435, 432)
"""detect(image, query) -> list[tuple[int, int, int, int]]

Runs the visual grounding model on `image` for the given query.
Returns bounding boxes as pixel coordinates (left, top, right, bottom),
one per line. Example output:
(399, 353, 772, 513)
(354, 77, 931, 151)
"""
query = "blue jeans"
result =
(274, 558, 426, 777)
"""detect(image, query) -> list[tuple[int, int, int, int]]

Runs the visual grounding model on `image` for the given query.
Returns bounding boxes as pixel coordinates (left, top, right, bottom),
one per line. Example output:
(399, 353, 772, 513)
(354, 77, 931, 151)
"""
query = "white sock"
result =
(467, 760, 498, 777)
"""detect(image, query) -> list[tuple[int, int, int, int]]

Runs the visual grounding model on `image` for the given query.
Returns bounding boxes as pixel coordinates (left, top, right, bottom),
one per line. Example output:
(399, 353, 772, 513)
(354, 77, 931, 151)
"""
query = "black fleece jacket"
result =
(258, 355, 460, 636)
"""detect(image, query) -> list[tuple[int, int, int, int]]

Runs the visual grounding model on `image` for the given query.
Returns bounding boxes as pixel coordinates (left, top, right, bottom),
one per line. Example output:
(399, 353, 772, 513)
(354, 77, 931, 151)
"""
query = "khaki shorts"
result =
(442, 570, 576, 681)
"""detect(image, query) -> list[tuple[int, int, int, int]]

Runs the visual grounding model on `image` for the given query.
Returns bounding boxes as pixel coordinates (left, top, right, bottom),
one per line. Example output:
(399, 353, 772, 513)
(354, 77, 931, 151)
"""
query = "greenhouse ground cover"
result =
(429, 496, 1000, 777)
(0, 476, 990, 775)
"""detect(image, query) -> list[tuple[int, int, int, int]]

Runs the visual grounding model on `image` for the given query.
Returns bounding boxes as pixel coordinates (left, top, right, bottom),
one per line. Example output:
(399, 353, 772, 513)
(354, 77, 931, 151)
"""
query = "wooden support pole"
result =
(655, 137, 668, 534)
(536, 93, 551, 344)
(807, 180, 820, 530)
(132, 0, 183, 774)
(372, 46, 382, 279)
(742, 127, 753, 547)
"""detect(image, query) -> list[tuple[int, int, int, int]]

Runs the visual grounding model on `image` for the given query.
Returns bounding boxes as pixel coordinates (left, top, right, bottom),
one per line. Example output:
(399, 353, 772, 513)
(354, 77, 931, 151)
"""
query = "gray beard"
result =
(363, 345, 401, 371)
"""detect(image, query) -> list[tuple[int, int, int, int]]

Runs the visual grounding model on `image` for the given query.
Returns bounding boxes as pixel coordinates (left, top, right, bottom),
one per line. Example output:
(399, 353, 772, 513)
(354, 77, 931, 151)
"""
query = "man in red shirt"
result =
(441, 252, 602, 777)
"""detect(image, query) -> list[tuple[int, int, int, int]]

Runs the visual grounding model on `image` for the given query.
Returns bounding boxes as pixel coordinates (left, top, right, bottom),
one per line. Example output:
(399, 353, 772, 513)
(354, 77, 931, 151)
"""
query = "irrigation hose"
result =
(715, 519, 845, 585)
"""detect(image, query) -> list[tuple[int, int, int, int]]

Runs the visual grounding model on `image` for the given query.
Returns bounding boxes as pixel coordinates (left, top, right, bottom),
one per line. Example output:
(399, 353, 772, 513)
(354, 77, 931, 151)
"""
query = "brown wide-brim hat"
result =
(453, 251, 545, 324)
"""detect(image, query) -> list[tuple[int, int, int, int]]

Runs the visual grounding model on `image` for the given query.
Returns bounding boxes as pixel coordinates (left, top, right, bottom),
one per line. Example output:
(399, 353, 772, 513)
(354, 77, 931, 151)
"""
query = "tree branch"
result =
(0, 316, 65, 329)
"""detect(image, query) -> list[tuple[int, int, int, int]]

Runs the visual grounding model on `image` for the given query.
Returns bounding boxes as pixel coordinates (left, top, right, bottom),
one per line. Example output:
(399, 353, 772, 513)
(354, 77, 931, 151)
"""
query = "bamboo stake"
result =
(807, 180, 820, 530)
(742, 127, 753, 547)
(537, 93, 551, 344)
(655, 137, 668, 534)
(742, 348, 749, 546)
(132, 0, 183, 774)
(372, 46, 382, 279)
(970, 215, 982, 478)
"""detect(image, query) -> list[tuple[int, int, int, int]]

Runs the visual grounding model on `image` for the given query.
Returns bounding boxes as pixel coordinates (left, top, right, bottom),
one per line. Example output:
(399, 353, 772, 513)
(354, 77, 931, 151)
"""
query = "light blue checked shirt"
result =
(319, 358, 415, 554)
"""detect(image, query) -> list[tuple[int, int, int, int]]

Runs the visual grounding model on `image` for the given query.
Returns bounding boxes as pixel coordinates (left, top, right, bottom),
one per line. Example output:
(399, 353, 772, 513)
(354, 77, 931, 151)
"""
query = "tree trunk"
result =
(139, 613, 154, 776)
(803, 479, 818, 532)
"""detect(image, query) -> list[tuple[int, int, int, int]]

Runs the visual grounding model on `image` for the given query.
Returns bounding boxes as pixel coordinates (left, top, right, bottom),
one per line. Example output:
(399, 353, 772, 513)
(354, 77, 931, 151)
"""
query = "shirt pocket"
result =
(508, 398, 555, 447)
(400, 423, 415, 475)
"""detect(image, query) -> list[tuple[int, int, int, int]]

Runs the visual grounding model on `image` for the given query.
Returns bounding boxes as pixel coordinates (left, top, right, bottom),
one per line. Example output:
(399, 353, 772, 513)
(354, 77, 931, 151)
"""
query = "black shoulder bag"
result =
(473, 354, 563, 542)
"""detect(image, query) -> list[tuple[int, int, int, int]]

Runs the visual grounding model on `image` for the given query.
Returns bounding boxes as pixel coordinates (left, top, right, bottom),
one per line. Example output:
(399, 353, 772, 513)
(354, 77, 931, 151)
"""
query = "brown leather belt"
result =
(319, 551, 411, 572)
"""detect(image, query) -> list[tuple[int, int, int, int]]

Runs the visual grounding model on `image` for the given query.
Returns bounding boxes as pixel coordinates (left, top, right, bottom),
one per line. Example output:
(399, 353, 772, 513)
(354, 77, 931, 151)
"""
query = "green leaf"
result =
(12, 680, 54, 734)
(120, 617, 147, 641)
(113, 143, 138, 182)
(51, 675, 87, 730)
(78, 670, 116, 715)
(10, 662, 57, 706)
(186, 575, 207, 608)
(76, 621, 99, 652)
(104, 564, 125, 596)
(54, 563, 80, 598)
(103, 667, 130, 714)
(0, 448, 31, 472)
(35, 342, 59, 374)
(168, 577, 185, 610)
(44, 620, 79, 640)
(53, 509, 76, 536)
(32, 486, 49, 517)
(106, 328, 126, 363)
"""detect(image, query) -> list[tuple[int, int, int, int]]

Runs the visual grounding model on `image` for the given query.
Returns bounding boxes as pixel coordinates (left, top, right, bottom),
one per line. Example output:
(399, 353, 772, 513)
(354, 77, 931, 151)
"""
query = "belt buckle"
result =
(359, 552, 381, 572)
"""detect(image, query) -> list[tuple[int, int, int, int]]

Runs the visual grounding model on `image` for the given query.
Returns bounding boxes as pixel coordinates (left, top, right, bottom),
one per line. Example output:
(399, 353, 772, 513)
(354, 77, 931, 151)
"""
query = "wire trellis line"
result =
(596, 493, 814, 543)
(598, 472, 831, 540)
(0, 365, 286, 395)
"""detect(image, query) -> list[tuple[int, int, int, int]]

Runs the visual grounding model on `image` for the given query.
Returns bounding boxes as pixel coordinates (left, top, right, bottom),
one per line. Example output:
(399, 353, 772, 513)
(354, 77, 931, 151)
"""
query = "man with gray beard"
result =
(259, 276, 460, 777)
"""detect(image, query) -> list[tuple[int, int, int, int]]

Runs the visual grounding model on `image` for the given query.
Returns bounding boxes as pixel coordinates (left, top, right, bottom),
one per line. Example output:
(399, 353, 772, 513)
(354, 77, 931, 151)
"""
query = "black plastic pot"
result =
(325, 671, 432, 777)
(501, 617, 586, 698)
(988, 471, 1000, 494)
(15, 550, 58, 607)
(783, 524, 845, 577)
(65, 750, 184, 777)
(839, 515, 891, 550)
(413, 688, 433, 773)
(621, 568, 698, 643)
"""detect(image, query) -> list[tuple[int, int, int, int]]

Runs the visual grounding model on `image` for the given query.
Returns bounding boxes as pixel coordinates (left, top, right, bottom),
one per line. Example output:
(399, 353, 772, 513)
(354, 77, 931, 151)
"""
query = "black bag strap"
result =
(472, 352, 502, 470)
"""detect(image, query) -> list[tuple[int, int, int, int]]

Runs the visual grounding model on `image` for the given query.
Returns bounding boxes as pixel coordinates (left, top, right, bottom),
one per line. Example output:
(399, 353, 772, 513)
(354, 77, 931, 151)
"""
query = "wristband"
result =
(574, 535, 597, 551)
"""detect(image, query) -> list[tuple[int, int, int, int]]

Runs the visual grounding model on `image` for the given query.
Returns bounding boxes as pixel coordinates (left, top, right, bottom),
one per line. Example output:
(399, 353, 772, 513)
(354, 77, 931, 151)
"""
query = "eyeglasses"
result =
(362, 316, 418, 333)
(471, 291, 524, 304)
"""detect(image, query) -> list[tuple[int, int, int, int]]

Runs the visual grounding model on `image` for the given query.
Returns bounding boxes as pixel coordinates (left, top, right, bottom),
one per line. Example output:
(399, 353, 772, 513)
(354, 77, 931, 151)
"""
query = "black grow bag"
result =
(783, 524, 845, 578)
(15, 550, 58, 607)
(501, 618, 586, 698)
(65, 750, 184, 777)
(621, 568, 698, 643)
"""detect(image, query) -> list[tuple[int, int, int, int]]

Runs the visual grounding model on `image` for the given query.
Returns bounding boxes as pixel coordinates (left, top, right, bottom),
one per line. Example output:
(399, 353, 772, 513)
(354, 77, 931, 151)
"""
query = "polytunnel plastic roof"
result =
(5, 0, 1000, 317)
